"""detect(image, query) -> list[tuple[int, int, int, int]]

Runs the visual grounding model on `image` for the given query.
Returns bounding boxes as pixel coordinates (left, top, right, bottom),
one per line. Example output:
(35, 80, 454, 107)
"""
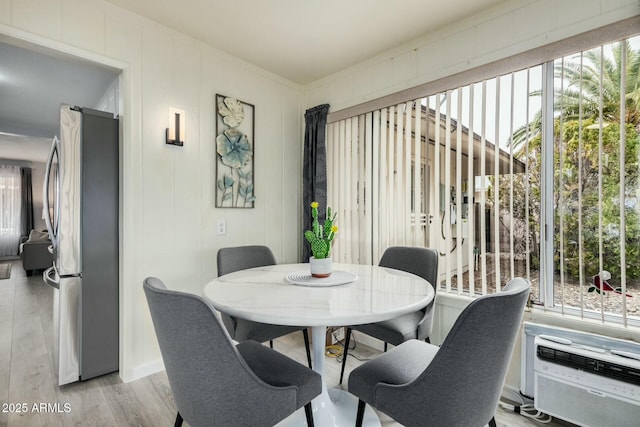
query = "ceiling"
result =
(0, 40, 120, 162)
(1, 0, 508, 162)
(106, 0, 509, 84)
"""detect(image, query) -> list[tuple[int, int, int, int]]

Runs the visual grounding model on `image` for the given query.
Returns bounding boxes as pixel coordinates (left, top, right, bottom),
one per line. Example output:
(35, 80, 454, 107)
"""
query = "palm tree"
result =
(511, 39, 640, 150)
(503, 38, 640, 284)
(558, 39, 640, 127)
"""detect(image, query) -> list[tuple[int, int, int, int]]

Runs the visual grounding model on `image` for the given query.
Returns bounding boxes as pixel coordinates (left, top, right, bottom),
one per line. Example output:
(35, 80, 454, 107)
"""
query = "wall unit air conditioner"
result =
(521, 323, 640, 427)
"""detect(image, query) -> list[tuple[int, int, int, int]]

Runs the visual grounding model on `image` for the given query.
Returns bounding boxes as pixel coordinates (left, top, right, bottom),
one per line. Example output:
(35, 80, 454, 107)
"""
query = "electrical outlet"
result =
(333, 327, 345, 342)
(216, 220, 226, 235)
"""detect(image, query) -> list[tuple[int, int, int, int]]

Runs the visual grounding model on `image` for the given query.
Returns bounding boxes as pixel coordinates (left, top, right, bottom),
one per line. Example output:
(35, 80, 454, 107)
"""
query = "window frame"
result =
(325, 16, 640, 328)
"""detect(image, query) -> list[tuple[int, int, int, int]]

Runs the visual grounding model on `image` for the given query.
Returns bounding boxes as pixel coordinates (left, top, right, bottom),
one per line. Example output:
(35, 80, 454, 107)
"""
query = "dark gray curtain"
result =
(302, 104, 330, 262)
(20, 167, 34, 236)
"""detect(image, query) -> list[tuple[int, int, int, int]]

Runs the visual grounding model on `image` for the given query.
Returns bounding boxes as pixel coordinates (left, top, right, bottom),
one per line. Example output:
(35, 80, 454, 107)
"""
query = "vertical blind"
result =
(325, 34, 639, 327)
(0, 165, 22, 257)
(326, 71, 539, 297)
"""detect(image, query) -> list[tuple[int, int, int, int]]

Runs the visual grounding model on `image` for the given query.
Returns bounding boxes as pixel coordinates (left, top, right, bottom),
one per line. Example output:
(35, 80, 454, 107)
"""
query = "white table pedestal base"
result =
(277, 388, 380, 427)
(276, 326, 380, 427)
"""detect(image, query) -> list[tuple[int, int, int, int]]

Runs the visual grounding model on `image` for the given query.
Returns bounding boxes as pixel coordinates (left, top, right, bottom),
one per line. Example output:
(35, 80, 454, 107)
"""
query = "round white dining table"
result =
(203, 262, 434, 427)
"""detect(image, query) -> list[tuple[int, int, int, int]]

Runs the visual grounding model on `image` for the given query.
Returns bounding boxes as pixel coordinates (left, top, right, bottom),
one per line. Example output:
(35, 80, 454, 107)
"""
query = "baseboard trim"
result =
(351, 331, 385, 352)
(123, 358, 165, 383)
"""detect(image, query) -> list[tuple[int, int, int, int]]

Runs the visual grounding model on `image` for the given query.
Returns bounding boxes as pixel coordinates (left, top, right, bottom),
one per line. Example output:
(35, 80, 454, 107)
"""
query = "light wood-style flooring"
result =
(0, 260, 567, 426)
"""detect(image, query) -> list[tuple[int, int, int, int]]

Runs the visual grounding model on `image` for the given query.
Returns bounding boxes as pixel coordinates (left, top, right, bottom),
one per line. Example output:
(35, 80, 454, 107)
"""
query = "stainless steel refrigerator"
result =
(43, 104, 119, 386)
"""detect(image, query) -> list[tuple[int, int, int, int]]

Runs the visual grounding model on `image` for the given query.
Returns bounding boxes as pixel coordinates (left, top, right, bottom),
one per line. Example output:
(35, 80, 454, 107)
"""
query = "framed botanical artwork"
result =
(215, 94, 255, 208)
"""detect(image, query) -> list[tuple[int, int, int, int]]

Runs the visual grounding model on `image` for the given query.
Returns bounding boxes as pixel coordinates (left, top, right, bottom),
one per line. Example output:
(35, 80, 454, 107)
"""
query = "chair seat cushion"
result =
(237, 340, 321, 409)
(352, 311, 423, 346)
(235, 318, 305, 343)
(348, 339, 438, 406)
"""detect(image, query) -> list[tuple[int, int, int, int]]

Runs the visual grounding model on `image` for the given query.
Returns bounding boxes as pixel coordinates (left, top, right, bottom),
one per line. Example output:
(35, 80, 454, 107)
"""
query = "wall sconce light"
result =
(166, 107, 185, 146)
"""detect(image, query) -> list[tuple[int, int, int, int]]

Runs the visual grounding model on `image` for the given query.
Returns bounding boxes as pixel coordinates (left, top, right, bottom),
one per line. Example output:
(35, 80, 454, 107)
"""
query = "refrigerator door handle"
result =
(43, 136, 59, 246)
(43, 266, 60, 289)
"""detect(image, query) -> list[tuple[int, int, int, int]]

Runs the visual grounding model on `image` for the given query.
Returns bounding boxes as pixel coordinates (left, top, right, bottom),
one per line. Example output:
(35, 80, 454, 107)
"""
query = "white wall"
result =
(0, 0, 303, 382)
(94, 76, 120, 116)
(306, 0, 640, 389)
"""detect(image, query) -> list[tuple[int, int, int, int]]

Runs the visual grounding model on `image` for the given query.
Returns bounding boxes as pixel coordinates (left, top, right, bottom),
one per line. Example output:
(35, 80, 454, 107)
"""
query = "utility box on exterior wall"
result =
(326, 327, 345, 345)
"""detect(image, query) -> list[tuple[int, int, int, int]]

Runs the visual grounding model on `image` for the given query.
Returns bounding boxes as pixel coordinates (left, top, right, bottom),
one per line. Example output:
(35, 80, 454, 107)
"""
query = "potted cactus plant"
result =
(304, 201, 338, 277)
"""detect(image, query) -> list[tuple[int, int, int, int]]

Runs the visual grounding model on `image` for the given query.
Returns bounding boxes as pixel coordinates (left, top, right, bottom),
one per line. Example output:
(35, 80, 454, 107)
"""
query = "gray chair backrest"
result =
(379, 246, 439, 339)
(216, 246, 277, 335)
(375, 277, 531, 427)
(217, 245, 277, 277)
(379, 246, 439, 289)
(143, 277, 296, 427)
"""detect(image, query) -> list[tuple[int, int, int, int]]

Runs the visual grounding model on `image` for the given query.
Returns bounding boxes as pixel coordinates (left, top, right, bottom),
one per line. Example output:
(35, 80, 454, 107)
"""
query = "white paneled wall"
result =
(95, 77, 119, 115)
(0, 0, 303, 382)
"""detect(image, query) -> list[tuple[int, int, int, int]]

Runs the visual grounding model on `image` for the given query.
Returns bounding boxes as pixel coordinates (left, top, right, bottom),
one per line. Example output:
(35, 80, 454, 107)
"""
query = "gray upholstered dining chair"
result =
(217, 245, 313, 368)
(143, 277, 321, 427)
(340, 246, 439, 384)
(348, 277, 531, 427)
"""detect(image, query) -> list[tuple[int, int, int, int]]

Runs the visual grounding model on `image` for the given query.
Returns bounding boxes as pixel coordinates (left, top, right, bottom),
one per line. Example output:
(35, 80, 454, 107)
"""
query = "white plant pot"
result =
(309, 256, 332, 278)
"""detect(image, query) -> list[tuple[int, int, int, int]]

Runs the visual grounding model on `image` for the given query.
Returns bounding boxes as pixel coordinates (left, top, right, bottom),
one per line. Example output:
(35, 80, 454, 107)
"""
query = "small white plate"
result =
(286, 270, 358, 287)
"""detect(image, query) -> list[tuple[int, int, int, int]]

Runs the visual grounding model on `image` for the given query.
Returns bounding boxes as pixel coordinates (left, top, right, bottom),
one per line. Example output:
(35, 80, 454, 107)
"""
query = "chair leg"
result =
(339, 327, 352, 385)
(355, 400, 366, 427)
(384, 342, 388, 352)
(304, 402, 315, 427)
(270, 340, 274, 349)
(488, 416, 497, 427)
(302, 329, 312, 369)
(174, 412, 183, 427)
